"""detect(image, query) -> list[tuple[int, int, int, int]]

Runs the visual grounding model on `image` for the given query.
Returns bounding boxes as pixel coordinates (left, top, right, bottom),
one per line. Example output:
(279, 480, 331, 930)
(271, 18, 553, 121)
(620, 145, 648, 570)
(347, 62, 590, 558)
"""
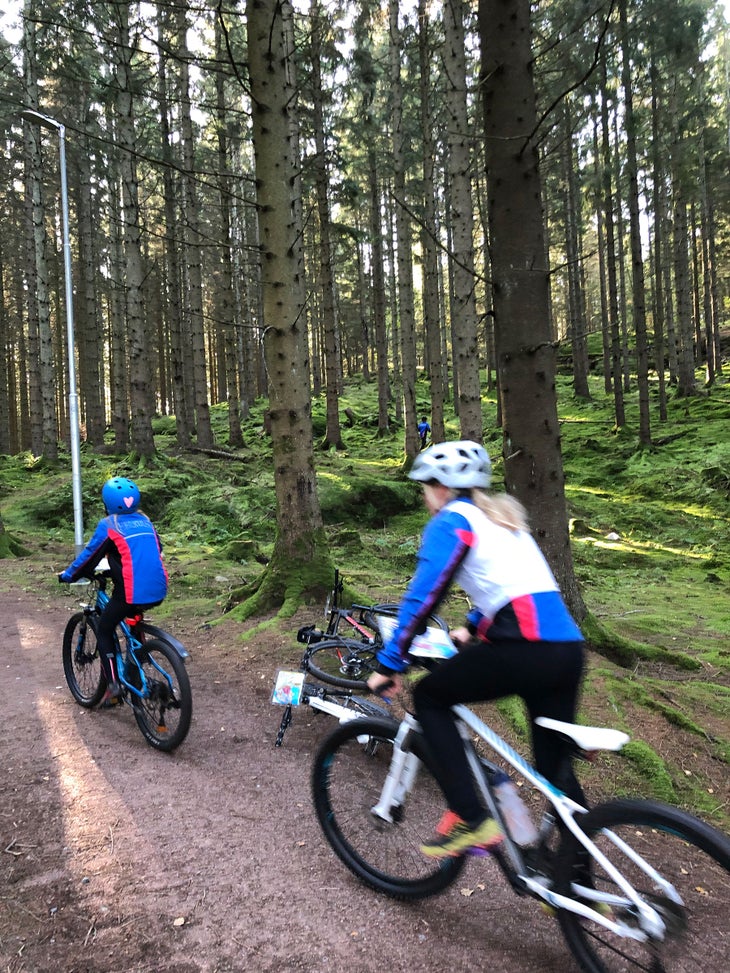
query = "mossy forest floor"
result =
(1, 369, 729, 844)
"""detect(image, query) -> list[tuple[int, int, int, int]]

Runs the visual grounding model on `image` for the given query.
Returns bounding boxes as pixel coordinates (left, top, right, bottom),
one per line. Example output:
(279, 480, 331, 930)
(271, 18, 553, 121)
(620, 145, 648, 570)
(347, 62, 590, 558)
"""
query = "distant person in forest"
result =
(418, 416, 431, 450)
(58, 477, 168, 707)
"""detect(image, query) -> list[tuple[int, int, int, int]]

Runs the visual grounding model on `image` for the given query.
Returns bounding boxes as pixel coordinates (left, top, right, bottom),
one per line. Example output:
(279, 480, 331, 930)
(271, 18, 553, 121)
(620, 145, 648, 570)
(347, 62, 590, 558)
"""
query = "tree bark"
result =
(243, 0, 331, 612)
(389, 0, 419, 459)
(478, 0, 585, 619)
(443, 0, 483, 442)
(310, 0, 344, 450)
(113, 2, 155, 457)
(418, 0, 446, 444)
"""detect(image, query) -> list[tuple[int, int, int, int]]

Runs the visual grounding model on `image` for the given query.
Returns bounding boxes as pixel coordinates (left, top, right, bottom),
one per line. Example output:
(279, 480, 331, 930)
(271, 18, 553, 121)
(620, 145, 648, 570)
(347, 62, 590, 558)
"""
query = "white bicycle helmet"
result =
(409, 440, 492, 489)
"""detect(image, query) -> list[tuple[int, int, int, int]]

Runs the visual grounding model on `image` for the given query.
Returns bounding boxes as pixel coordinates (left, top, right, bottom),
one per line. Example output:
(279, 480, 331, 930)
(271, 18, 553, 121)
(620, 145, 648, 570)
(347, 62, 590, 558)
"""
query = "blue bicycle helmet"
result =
(102, 476, 141, 514)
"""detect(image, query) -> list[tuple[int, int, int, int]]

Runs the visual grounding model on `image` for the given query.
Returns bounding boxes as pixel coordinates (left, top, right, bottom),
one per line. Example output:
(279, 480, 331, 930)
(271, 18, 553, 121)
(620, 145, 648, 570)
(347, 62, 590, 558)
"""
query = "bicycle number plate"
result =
(271, 670, 305, 706)
(377, 615, 457, 659)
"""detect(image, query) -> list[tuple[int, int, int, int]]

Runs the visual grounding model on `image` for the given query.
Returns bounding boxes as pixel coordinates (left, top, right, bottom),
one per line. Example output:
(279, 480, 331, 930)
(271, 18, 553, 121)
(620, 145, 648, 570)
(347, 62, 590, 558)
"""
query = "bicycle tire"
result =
(311, 716, 466, 900)
(131, 638, 192, 752)
(62, 612, 106, 707)
(305, 638, 378, 690)
(554, 798, 730, 973)
(361, 603, 449, 635)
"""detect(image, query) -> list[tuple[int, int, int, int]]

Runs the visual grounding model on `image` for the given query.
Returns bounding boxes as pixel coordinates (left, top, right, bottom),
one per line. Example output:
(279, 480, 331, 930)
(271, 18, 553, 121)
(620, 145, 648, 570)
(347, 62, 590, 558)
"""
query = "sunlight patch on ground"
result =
(573, 535, 709, 562)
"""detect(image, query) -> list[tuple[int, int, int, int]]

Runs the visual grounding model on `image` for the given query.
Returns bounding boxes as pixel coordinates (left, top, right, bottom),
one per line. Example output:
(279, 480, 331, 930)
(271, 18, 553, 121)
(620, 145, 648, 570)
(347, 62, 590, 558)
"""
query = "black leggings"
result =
(96, 589, 160, 685)
(412, 639, 586, 823)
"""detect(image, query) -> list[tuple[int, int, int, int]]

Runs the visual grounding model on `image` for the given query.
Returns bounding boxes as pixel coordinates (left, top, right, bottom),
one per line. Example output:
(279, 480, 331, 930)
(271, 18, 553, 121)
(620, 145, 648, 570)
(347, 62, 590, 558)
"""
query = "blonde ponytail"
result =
(469, 489, 529, 533)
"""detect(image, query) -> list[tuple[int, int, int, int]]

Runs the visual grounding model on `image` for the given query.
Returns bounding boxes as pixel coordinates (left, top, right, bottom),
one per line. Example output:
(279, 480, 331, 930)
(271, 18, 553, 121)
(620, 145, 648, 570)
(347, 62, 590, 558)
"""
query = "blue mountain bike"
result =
(62, 571, 192, 752)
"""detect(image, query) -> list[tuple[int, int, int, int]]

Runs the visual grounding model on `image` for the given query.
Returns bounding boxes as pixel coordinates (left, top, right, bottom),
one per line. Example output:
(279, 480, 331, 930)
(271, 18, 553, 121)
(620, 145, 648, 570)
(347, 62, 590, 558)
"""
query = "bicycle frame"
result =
(274, 680, 389, 747)
(85, 581, 187, 705)
(372, 708, 673, 943)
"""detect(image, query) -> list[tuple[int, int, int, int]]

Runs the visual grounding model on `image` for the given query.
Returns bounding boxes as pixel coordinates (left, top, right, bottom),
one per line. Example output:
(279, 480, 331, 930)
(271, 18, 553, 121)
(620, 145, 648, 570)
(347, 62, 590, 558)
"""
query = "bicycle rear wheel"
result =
(305, 638, 377, 690)
(131, 638, 192, 752)
(555, 798, 730, 973)
(311, 716, 465, 900)
(62, 612, 106, 707)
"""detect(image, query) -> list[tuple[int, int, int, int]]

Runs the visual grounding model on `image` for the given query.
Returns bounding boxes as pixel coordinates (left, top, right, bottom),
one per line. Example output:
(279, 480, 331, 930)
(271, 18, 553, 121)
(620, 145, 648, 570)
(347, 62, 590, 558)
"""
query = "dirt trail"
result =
(0, 580, 584, 973)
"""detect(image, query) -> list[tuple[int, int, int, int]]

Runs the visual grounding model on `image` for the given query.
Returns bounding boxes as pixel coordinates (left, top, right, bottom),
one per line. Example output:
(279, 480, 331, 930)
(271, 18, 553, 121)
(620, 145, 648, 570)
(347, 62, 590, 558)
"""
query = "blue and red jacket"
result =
(376, 497, 582, 674)
(59, 512, 168, 605)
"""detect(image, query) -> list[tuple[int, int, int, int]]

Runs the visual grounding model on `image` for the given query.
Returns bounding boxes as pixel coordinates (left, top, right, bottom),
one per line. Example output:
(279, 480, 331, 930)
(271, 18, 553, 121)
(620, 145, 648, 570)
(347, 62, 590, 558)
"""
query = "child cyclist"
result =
(367, 441, 585, 859)
(59, 477, 168, 706)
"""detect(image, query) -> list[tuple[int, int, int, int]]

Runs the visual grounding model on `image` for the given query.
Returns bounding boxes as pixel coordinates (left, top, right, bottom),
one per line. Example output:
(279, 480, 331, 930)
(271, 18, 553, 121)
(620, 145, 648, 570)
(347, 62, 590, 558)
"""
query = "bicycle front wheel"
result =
(131, 638, 192, 752)
(555, 798, 730, 973)
(305, 638, 377, 690)
(311, 716, 465, 900)
(62, 612, 106, 707)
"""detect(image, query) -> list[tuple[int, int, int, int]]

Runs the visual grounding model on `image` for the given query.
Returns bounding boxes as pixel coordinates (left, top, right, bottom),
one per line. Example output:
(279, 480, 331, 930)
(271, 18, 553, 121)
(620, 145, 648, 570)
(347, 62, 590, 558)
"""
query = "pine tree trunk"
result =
(114, 3, 155, 457)
(389, 0, 419, 458)
(366, 152, 391, 437)
(649, 59, 668, 421)
(443, 0, 482, 442)
(214, 13, 243, 448)
(105, 103, 129, 452)
(74, 136, 105, 447)
(418, 0, 445, 444)
(600, 54, 625, 427)
(177, 1, 214, 448)
(156, 4, 191, 446)
(619, 0, 651, 444)
(561, 99, 590, 400)
(23, 1, 58, 461)
(478, 0, 585, 619)
(244, 0, 331, 608)
(311, 0, 344, 450)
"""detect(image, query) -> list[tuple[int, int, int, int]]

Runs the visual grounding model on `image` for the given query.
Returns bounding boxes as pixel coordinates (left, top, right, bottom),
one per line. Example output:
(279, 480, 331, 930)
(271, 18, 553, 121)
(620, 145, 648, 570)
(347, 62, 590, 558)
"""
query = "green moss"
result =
(581, 612, 700, 670)
(495, 696, 529, 738)
(620, 741, 677, 803)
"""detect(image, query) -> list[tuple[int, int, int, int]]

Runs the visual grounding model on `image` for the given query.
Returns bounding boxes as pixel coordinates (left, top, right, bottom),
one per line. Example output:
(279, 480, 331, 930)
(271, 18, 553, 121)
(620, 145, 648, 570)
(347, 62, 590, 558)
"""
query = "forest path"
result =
(0, 580, 573, 973)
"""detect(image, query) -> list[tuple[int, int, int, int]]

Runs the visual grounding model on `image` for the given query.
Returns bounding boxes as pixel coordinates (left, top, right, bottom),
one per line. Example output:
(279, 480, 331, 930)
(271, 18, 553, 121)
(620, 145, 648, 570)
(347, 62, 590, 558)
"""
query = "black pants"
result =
(96, 588, 160, 685)
(412, 639, 586, 823)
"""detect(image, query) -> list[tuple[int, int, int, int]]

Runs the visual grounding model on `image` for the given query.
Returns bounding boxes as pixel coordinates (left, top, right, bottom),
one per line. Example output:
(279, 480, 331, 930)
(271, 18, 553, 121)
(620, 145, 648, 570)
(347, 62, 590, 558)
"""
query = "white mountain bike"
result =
(311, 669, 730, 973)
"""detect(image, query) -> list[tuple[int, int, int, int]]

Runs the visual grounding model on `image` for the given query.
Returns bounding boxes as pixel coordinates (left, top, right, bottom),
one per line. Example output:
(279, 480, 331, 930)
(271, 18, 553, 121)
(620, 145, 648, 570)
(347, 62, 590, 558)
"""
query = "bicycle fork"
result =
(370, 714, 422, 824)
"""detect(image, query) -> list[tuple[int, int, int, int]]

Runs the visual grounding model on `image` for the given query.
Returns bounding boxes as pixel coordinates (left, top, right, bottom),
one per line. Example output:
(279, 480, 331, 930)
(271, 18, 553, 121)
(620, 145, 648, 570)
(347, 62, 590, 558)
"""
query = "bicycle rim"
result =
(62, 612, 105, 707)
(311, 717, 465, 900)
(132, 638, 192, 752)
(305, 638, 377, 690)
(555, 799, 730, 973)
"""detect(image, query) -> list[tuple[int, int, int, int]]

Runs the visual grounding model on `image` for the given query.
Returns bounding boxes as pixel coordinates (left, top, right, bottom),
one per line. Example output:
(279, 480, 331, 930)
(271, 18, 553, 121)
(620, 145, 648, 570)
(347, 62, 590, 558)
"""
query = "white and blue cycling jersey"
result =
(376, 497, 582, 674)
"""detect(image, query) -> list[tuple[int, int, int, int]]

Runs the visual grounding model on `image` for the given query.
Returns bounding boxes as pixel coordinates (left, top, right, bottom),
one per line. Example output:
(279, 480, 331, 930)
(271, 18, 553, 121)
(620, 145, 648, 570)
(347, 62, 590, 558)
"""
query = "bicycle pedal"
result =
(466, 845, 493, 858)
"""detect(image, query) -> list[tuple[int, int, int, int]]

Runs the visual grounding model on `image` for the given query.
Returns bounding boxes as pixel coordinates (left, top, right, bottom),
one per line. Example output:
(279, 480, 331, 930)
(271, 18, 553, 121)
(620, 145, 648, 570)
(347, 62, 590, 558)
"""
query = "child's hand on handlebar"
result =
(367, 672, 402, 700)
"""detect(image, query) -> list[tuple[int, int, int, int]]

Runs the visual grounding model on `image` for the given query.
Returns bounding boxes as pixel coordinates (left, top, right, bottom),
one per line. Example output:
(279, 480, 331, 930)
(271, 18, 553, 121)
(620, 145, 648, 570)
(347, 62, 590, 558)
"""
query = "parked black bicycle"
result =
(296, 568, 448, 690)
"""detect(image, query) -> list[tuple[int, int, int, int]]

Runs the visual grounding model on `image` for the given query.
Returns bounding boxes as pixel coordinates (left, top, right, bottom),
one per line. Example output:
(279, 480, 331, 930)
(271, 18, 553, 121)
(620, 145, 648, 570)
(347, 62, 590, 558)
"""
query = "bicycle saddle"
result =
(535, 717, 630, 753)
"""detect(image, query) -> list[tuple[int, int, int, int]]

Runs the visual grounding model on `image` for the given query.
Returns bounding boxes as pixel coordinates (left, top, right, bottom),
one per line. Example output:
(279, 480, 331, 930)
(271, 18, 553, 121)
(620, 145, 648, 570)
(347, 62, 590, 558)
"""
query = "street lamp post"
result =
(21, 108, 84, 552)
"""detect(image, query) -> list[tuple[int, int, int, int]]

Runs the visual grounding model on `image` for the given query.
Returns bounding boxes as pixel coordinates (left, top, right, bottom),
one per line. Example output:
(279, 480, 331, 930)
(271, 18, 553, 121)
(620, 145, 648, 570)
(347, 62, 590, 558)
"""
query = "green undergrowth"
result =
(1, 369, 729, 825)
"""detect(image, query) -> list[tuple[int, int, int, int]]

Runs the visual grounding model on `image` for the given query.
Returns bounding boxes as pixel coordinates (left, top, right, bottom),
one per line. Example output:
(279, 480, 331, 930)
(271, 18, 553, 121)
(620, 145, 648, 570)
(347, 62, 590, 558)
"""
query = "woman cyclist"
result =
(367, 441, 585, 859)
(59, 477, 168, 706)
